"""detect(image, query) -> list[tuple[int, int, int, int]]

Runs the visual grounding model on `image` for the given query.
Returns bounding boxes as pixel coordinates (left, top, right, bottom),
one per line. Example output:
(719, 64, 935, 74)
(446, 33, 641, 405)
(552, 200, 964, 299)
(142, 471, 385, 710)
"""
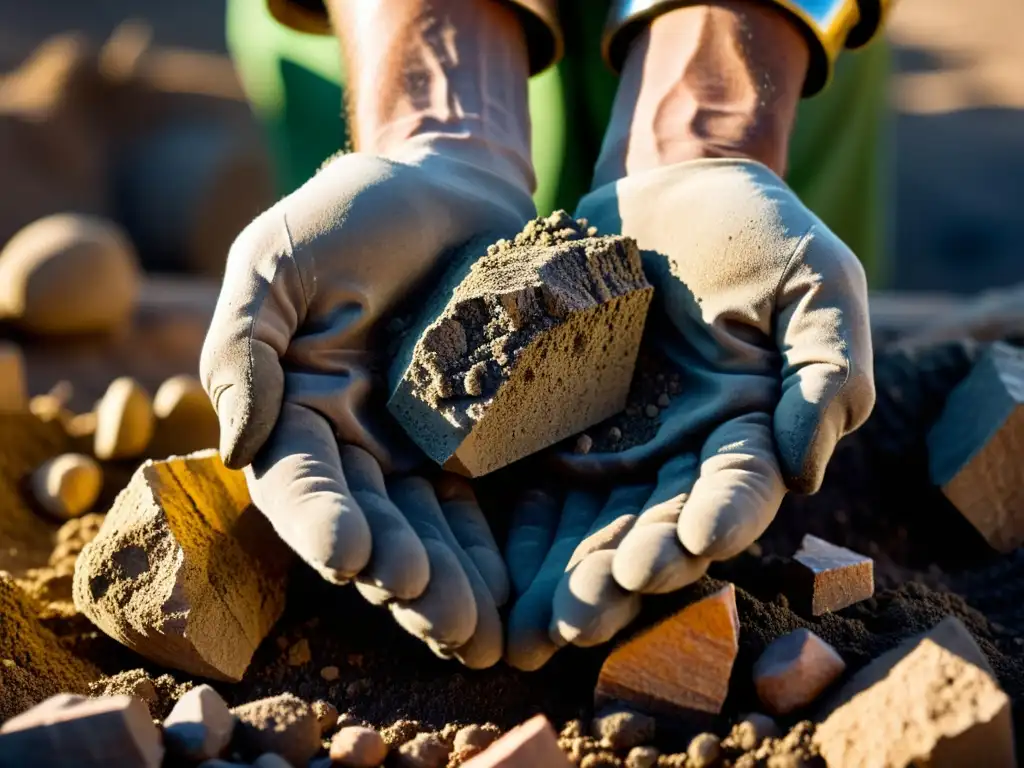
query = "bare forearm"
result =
(326, 0, 534, 187)
(594, 1, 809, 186)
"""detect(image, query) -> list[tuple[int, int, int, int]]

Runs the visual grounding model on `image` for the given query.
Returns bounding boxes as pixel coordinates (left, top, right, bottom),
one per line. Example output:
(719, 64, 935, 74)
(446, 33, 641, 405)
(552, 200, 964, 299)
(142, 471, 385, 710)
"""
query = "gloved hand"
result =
(506, 159, 874, 670)
(200, 140, 532, 666)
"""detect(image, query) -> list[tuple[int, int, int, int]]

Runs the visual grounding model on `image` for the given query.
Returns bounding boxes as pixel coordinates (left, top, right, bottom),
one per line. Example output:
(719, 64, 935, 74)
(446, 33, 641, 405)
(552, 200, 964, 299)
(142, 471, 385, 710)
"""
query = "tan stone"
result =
(928, 342, 1024, 552)
(0, 214, 140, 336)
(330, 726, 388, 767)
(791, 534, 874, 616)
(0, 694, 162, 768)
(232, 694, 320, 767)
(163, 684, 235, 762)
(0, 343, 27, 412)
(72, 450, 290, 681)
(149, 374, 219, 458)
(814, 617, 1015, 767)
(94, 377, 155, 460)
(753, 629, 846, 715)
(594, 584, 739, 719)
(389, 213, 652, 477)
(461, 715, 571, 768)
(30, 453, 103, 521)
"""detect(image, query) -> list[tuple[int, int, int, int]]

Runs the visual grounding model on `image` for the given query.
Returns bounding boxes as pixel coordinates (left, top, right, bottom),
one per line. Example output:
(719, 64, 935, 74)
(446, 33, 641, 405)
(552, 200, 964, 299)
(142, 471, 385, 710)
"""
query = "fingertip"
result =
(612, 521, 709, 594)
(677, 470, 784, 560)
(550, 551, 641, 648)
(390, 539, 477, 649)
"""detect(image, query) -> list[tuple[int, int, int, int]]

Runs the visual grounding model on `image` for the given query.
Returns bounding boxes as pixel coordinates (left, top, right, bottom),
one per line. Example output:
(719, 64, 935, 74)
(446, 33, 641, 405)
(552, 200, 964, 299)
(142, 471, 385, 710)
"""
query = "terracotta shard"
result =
(388, 212, 653, 478)
(791, 534, 873, 616)
(461, 715, 571, 768)
(753, 628, 846, 715)
(928, 341, 1024, 552)
(594, 584, 739, 719)
(814, 617, 1016, 768)
(72, 449, 291, 681)
(0, 694, 163, 768)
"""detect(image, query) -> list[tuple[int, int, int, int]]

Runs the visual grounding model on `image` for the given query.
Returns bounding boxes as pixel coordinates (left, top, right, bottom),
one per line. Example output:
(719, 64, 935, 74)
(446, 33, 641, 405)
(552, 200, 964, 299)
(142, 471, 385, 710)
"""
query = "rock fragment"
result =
(311, 699, 339, 735)
(461, 715, 571, 767)
(725, 714, 781, 752)
(594, 584, 739, 719)
(814, 616, 1015, 767)
(93, 376, 155, 460)
(0, 214, 140, 335)
(790, 534, 873, 615)
(0, 342, 27, 411)
(163, 684, 235, 762)
(686, 733, 721, 768)
(753, 629, 846, 715)
(73, 450, 290, 681)
(330, 724, 387, 767)
(453, 724, 499, 761)
(590, 708, 655, 751)
(30, 453, 102, 521)
(232, 694, 320, 768)
(0, 694, 162, 768)
(625, 746, 659, 768)
(928, 341, 1024, 552)
(388, 212, 653, 477)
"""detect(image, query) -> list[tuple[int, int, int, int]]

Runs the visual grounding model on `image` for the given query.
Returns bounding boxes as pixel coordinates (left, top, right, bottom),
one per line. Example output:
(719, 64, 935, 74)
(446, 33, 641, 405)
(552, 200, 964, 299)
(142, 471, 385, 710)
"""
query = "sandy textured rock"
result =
(30, 453, 102, 521)
(928, 341, 1024, 552)
(753, 628, 846, 715)
(0, 573, 99, 722)
(232, 694, 320, 767)
(0, 342, 27, 412)
(163, 684, 236, 762)
(594, 584, 739, 719)
(149, 374, 219, 458)
(397, 732, 451, 768)
(790, 534, 874, 616)
(461, 715, 571, 767)
(0, 412, 71, 575)
(389, 212, 652, 477)
(0, 694, 162, 768)
(73, 450, 290, 681)
(93, 377, 155, 460)
(814, 616, 1015, 767)
(0, 214, 140, 335)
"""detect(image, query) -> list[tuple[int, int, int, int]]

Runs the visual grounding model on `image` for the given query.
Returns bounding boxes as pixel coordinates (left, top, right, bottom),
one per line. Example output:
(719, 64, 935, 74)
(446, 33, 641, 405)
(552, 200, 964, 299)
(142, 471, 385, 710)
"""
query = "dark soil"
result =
(24, 337, 1024, 765)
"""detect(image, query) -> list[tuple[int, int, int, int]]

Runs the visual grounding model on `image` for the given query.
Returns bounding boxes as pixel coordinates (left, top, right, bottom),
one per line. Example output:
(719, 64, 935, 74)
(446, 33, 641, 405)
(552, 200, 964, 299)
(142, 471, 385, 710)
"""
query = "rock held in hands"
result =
(72, 449, 290, 681)
(388, 212, 653, 477)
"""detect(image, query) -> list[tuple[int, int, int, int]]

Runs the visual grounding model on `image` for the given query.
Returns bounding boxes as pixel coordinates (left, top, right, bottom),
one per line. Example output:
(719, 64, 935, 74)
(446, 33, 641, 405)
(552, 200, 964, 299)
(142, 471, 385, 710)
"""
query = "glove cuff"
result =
(602, 0, 892, 96)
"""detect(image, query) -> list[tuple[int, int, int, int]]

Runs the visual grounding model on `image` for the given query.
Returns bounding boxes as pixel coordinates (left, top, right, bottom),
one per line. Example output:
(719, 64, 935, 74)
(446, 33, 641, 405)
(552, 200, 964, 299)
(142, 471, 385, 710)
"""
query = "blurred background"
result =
(0, 0, 1020, 292)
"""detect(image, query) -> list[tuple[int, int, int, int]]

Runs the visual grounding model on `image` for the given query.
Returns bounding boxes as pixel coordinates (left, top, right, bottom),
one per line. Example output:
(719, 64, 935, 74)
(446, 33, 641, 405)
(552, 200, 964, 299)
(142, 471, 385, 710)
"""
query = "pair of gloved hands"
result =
(200, 138, 874, 670)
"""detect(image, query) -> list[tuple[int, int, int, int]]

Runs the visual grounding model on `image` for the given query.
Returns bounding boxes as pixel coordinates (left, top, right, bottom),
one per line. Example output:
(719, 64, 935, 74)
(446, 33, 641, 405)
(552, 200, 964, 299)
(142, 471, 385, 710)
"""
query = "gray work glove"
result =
(200, 143, 530, 666)
(506, 159, 875, 670)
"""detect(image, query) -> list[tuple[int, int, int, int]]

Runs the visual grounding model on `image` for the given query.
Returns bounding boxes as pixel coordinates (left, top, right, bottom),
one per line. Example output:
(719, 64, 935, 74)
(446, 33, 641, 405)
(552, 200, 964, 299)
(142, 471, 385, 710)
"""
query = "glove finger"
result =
(381, 477, 478, 651)
(505, 490, 603, 671)
(505, 489, 560, 597)
(679, 412, 786, 560)
(774, 230, 874, 493)
(612, 454, 710, 594)
(435, 474, 510, 607)
(337, 445, 429, 602)
(245, 402, 371, 583)
(550, 484, 652, 647)
(201, 210, 303, 469)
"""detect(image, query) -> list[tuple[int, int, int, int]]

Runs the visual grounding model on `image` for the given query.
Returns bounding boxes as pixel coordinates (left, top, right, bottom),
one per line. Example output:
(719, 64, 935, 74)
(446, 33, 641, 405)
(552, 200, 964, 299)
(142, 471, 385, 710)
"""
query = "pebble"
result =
(625, 745, 660, 768)
(330, 726, 388, 767)
(687, 732, 722, 768)
(163, 684, 236, 762)
(396, 732, 450, 768)
(320, 665, 340, 682)
(231, 694, 320, 768)
(656, 393, 671, 408)
(453, 724, 498, 758)
(575, 434, 593, 454)
(607, 426, 622, 443)
(311, 700, 339, 735)
(644, 404, 660, 419)
(381, 720, 422, 748)
(581, 753, 618, 767)
(590, 709, 655, 751)
(30, 453, 103, 521)
(730, 714, 781, 751)
(286, 638, 311, 666)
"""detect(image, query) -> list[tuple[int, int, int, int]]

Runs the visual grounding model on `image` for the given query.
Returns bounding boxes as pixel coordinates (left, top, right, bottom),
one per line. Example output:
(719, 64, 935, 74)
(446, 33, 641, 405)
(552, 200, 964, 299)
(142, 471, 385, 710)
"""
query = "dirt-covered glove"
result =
(506, 159, 874, 669)
(200, 140, 532, 663)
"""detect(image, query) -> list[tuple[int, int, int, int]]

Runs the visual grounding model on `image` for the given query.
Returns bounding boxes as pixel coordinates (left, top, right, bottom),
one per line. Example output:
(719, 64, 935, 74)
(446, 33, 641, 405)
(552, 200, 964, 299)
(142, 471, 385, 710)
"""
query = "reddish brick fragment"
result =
(791, 534, 873, 615)
(753, 628, 846, 715)
(461, 715, 571, 768)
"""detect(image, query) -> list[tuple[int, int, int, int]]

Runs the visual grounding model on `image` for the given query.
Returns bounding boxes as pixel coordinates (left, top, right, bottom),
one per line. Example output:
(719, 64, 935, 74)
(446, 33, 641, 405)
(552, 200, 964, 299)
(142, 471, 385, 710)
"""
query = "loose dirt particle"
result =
(30, 452, 102, 521)
(232, 693, 320, 767)
(397, 732, 450, 768)
(590, 709, 655, 751)
(287, 638, 311, 667)
(93, 377, 154, 460)
(312, 700, 339, 735)
(330, 725, 388, 767)
(686, 733, 721, 768)
(320, 665, 340, 682)
(624, 745, 659, 768)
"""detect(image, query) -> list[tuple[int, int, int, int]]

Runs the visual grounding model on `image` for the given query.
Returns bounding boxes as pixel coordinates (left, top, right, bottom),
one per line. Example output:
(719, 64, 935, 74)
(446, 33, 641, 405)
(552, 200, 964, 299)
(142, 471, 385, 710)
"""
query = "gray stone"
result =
(164, 684, 236, 762)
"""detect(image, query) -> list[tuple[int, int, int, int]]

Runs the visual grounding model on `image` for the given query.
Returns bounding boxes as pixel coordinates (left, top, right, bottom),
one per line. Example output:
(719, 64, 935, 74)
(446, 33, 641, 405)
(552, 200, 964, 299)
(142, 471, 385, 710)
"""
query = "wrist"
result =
(328, 0, 535, 193)
(593, 1, 808, 186)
